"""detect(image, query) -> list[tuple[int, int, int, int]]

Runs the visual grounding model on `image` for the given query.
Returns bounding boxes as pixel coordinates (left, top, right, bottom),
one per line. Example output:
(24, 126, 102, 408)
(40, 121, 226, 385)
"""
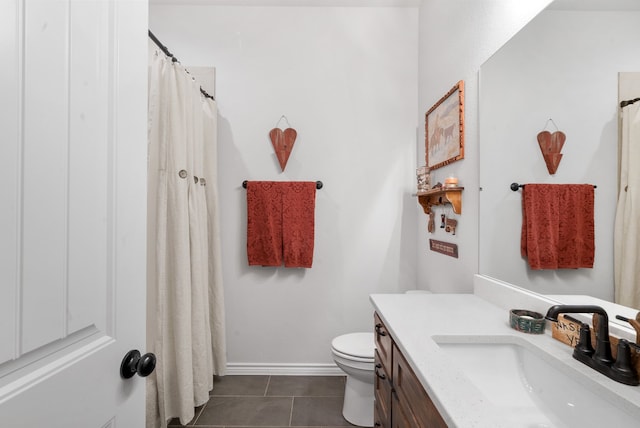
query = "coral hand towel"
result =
(246, 181, 283, 266)
(246, 181, 316, 268)
(520, 184, 595, 270)
(282, 182, 316, 268)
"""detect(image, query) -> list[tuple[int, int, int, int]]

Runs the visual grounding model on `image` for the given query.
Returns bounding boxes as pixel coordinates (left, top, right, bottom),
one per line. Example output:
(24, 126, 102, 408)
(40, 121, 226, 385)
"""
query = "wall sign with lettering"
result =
(429, 239, 458, 258)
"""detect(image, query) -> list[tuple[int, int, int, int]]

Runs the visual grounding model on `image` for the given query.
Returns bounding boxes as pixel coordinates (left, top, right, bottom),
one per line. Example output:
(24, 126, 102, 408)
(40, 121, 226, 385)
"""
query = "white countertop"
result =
(369, 292, 640, 427)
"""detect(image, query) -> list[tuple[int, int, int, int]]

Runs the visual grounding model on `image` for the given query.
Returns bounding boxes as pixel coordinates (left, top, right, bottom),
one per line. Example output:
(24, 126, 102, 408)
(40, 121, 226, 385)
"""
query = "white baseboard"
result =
(224, 362, 343, 376)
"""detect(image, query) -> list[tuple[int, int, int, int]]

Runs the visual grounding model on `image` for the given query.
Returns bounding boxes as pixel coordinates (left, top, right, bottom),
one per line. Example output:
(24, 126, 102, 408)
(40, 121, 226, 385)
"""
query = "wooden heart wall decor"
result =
(537, 130, 566, 175)
(269, 117, 297, 172)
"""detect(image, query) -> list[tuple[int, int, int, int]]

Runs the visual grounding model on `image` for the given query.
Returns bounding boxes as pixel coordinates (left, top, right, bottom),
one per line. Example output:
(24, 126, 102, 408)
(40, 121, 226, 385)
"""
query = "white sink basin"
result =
(434, 336, 640, 427)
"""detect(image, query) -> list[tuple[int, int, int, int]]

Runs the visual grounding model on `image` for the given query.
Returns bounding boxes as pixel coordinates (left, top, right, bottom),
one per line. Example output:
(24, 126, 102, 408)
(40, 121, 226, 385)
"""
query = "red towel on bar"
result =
(246, 181, 316, 268)
(520, 184, 595, 270)
(281, 182, 317, 268)
(246, 181, 283, 266)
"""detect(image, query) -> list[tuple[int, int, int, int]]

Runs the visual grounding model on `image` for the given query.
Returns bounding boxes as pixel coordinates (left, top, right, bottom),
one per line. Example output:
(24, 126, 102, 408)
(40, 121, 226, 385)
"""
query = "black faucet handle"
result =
(574, 323, 595, 357)
(611, 339, 639, 386)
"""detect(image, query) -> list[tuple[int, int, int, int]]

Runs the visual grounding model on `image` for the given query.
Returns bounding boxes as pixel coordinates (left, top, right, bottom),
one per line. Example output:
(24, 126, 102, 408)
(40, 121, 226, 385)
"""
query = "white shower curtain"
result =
(146, 40, 226, 428)
(614, 101, 640, 309)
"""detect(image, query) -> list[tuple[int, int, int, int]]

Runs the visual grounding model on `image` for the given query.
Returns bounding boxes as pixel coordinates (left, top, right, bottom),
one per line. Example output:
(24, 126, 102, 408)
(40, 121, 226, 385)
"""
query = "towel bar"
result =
(242, 180, 323, 189)
(510, 182, 596, 191)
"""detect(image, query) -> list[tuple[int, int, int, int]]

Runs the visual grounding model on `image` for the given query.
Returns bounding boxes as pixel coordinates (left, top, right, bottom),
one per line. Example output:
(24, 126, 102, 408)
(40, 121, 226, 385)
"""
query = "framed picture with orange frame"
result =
(425, 80, 464, 170)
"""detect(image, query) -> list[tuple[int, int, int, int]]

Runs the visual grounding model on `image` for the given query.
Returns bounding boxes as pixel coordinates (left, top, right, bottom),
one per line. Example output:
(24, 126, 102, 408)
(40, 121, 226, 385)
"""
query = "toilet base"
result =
(342, 375, 374, 427)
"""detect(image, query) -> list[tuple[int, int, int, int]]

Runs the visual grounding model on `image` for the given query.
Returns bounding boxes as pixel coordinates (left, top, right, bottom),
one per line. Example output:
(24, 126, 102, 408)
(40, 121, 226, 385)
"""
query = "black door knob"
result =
(120, 350, 157, 379)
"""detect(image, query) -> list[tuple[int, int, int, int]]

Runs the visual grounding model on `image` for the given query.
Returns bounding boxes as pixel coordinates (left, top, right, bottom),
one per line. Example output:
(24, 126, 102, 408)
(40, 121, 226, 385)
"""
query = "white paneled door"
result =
(0, 1, 148, 426)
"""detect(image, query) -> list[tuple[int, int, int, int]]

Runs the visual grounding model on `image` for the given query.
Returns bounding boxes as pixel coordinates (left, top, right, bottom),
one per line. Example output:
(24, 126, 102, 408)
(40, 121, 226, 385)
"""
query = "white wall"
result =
(150, 5, 419, 368)
(416, 0, 552, 293)
(479, 10, 640, 300)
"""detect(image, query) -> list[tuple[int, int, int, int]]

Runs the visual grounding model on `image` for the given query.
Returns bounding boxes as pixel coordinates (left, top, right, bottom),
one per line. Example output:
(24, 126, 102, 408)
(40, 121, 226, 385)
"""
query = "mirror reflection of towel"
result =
(246, 181, 316, 268)
(520, 184, 595, 270)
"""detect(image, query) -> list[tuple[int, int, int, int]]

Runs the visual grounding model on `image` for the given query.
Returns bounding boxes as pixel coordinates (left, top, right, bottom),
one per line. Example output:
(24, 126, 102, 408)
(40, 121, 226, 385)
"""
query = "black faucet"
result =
(545, 304, 639, 386)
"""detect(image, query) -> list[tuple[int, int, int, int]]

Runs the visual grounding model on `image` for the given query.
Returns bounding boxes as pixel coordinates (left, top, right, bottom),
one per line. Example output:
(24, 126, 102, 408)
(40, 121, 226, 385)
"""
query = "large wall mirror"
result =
(478, 0, 640, 308)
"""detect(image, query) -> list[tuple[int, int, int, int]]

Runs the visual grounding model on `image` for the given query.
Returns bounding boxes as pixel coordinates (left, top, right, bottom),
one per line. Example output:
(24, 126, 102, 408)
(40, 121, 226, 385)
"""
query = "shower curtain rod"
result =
(620, 97, 640, 108)
(148, 30, 215, 101)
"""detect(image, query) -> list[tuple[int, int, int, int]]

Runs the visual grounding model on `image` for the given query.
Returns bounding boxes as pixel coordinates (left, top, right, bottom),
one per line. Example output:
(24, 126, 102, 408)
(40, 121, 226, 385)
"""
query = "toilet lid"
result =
(331, 332, 374, 359)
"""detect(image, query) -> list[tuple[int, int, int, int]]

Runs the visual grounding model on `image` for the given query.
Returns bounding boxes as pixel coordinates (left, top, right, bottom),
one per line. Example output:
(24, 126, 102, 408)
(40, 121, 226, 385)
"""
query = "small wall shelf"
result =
(417, 187, 464, 214)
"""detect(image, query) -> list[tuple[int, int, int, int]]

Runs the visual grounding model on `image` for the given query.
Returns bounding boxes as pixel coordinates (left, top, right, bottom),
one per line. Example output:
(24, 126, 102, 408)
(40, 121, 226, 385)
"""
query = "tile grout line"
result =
(264, 374, 271, 397)
(289, 396, 295, 427)
(189, 401, 207, 426)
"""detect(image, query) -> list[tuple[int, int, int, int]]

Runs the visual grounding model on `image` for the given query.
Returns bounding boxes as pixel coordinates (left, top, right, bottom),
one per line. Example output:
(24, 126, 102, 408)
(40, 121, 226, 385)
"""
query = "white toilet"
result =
(331, 332, 375, 427)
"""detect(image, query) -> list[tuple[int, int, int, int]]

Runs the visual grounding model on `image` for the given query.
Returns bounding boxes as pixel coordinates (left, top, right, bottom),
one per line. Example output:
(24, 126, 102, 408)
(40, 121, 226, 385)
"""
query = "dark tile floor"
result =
(168, 375, 359, 427)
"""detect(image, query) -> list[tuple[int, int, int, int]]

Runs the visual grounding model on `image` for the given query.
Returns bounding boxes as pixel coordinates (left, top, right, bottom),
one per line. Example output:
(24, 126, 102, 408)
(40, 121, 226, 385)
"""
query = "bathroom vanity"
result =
(374, 313, 446, 428)
(370, 275, 640, 427)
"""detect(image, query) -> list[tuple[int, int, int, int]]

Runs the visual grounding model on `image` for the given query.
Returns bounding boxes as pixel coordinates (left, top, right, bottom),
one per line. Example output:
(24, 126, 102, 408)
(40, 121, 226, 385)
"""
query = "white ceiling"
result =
(149, 0, 640, 8)
(149, 0, 421, 7)
(149, 0, 640, 10)
(148, 0, 421, 6)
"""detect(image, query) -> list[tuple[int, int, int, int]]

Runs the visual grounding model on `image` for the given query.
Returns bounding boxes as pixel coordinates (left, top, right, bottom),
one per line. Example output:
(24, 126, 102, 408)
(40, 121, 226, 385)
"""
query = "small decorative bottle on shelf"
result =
(416, 166, 430, 192)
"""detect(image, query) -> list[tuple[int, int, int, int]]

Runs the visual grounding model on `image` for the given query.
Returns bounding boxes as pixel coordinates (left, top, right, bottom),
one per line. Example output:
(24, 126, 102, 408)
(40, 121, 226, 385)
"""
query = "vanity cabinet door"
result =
(391, 387, 422, 428)
(392, 344, 447, 428)
(375, 312, 447, 427)
(374, 350, 392, 428)
(375, 313, 392, 370)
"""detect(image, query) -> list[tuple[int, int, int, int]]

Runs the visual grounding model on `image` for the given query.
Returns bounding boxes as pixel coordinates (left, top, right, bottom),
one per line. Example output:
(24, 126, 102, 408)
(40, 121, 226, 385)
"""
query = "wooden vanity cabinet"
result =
(392, 344, 447, 428)
(374, 313, 448, 428)
(374, 350, 392, 428)
(374, 313, 393, 428)
(374, 313, 392, 368)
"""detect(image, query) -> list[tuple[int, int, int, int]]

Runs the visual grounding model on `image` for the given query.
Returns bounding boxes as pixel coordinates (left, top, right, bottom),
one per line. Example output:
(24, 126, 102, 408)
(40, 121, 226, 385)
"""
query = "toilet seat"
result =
(331, 332, 374, 361)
